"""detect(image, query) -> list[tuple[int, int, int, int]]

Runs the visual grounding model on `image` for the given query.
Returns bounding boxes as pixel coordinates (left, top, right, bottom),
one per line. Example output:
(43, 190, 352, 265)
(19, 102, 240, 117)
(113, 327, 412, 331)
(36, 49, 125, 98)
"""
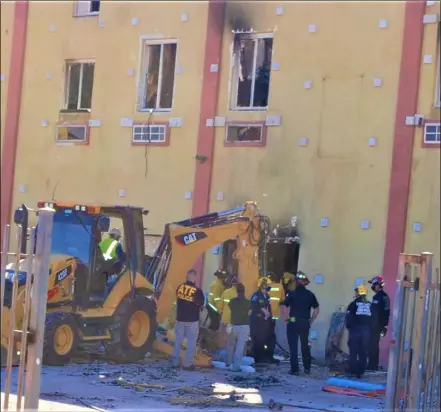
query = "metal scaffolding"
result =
(385, 252, 440, 412)
(1, 207, 54, 411)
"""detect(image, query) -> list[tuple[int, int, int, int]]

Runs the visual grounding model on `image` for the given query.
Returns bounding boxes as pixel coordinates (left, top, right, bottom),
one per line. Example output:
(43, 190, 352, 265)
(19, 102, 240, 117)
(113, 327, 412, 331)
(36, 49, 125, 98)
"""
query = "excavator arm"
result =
(145, 201, 268, 326)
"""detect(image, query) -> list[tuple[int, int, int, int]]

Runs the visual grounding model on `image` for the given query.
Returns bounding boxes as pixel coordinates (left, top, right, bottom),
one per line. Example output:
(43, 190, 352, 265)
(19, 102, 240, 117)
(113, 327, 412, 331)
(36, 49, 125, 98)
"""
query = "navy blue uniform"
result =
(250, 290, 274, 363)
(346, 296, 372, 377)
(282, 286, 319, 374)
(367, 289, 390, 370)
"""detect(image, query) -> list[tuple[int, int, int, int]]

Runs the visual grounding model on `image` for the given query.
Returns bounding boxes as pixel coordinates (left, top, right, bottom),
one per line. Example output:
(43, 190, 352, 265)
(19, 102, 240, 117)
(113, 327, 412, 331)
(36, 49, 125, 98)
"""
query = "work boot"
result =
(304, 369, 310, 375)
(183, 365, 195, 371)
(289, 371, 299, 376)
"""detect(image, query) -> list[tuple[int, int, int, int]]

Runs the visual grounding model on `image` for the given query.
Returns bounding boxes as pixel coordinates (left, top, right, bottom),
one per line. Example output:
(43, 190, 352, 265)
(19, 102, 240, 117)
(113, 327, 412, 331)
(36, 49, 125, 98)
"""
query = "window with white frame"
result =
(64, 61, 95, 111)
(231, 33, 273, 110)
(132, 124, 167, 143)
(74, 1, 100, 16)
(225, 124, 264, 143)
(56, 125, 87, 143)
(424, 123, 440, 144)
(140, 41, 177, 111)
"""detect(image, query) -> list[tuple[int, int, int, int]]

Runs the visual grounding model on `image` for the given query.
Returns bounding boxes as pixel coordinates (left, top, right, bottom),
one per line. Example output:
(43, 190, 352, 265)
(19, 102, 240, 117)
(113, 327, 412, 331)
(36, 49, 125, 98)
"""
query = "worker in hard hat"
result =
(282, 272, 297, 294)
(345, 284, 372, 378)
(218, 276, 238, 346)
(250, 277, 278, 364)
(282, 271, 319, 375)
(206, 269, 228, 331)
(99, 228, 125, 272)
(367, 276, 390, 371)
(266, 272, 285, 321)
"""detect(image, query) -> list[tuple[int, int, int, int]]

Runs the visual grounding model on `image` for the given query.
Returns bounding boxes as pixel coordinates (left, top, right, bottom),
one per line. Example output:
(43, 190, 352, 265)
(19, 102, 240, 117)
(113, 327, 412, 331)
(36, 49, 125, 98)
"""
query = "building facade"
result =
(1, 1, 440, 361)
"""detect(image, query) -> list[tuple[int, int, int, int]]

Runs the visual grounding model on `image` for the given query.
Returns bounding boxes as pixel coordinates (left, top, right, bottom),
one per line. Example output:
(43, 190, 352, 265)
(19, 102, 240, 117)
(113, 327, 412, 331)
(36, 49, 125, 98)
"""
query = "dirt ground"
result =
(1, 355, 386, 411)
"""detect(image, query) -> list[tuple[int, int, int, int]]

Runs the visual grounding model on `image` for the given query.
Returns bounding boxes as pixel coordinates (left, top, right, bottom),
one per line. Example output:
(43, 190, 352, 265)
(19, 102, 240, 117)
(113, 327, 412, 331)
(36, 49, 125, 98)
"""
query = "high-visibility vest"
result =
(219, 287, 237, 324)
(99, 238, 119, 261)
(208, 279, 225, 313)
(268, 283, 285, 320)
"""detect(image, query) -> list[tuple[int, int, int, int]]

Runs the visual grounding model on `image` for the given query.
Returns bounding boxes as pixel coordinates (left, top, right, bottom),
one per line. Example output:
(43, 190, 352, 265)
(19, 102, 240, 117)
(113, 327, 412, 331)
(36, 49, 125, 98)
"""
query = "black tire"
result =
(43, 312, 79, 366)
(105, 295, 157, 363)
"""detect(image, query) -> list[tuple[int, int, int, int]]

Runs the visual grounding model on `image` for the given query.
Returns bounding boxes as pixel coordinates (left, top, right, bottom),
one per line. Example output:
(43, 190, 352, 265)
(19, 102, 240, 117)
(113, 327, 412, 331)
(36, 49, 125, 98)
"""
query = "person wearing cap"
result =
(226, 283, 251, 371)
(367, 276, 390, 371)
(282, 271, 319, 375)
(218, 276, 238, 346)
(207, 269, 228, 331)
(250, 277, 278, 364)
(346, 284, 372, 378)
(99, 228, 125, 265)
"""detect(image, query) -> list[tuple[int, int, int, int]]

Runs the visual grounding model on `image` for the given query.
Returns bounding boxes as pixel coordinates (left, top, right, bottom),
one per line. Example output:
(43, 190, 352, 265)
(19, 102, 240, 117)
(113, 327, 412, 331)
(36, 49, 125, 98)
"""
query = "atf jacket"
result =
(208, 278, 225, 313)
(371, 289, 390, 329)
(219, 287, 237, 324)
(267, 283, 285, 320)
(346, 296, 372, 329)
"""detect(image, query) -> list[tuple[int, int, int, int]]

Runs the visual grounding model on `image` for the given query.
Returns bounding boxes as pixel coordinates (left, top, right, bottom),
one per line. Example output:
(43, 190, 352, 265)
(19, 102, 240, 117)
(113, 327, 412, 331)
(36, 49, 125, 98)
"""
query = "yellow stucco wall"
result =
(204, 1, 407, 354)
(12, 1, 208, 234)
(404, 5, 440, 273)
(0, 1, 14, 154)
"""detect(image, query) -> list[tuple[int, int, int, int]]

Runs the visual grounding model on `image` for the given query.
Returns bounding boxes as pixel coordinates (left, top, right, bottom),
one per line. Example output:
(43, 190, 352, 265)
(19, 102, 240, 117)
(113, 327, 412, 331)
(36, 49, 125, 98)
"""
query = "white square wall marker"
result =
(46, 72, 53, 80)
(373, 78, 383, 87)
(379, 19, 388, 28)
(368, 137, 377, 147)
(314, 274, 324, 284)
(298, 137, 309, 146)
(276, 6, 284, 16)
(131, 17, 139, 25)
(19, 185, 26, 193)
(423, 54, 433, 64)
(304, 81, 313, 89)
(181, 13, 189, 22)
(0, 74, 4, 81)
(41, 119, 48, 127)
(361, 220, 370, 229)
(310, 330, 318, 340)
(127, 68, 135, 76)
(98, 19, 105, 27)
(308, 24, 317, 33)
(412, 222, 422, 232)
(185, 191, 192, 200)
(119, 189, 126, 197)
(320, 217, 329, 227)
(210, 64, 218, 73)
(216, 192, 224, 201)
(49, 24, 57, 32)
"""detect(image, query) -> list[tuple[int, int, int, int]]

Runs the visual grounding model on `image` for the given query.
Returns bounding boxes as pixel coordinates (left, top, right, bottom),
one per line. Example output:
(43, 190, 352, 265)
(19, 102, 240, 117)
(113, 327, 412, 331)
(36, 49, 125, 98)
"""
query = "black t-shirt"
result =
(346, 296, 372, 328)
(282, 286, 319, 321)
(175, 281, 205, 323)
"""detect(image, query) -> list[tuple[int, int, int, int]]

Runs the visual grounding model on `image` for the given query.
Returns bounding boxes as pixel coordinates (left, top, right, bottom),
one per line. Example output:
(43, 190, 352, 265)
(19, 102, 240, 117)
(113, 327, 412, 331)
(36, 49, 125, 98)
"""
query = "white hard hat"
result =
(109, 228, 121, 237)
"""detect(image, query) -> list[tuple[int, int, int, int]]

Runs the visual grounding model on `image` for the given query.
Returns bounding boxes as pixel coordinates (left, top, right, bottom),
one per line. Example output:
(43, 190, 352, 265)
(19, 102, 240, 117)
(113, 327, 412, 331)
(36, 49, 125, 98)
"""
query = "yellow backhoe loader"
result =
(1, 200, 268, 367)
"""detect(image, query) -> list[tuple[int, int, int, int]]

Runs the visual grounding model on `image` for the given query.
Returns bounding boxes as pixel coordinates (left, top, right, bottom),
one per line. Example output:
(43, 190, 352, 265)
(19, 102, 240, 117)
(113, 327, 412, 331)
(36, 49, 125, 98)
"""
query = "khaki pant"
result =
(226, 325, 250, 371)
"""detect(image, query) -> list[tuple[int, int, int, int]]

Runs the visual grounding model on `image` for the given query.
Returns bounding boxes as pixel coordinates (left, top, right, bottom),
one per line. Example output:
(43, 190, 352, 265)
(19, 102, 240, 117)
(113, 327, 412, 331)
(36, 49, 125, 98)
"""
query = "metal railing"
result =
(385, 252, 440, 411)
(1, 207, 54, 411)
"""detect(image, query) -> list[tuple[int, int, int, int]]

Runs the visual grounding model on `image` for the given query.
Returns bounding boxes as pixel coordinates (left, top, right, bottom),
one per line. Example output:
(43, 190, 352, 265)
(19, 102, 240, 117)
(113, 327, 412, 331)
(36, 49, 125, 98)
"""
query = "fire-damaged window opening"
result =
(64, 61, 95, 111)
(231, 33, 273, 110)
(225, 124, 264, 144)
(140, 41, 177, 111)
(74, 1, 100, 16)
(56, 125, 88, 143)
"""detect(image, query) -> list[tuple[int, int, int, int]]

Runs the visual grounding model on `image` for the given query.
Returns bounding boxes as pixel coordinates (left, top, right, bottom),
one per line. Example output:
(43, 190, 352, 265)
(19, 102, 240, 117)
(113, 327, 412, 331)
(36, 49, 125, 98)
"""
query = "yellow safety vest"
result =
(219, 287, 237, 324)
(99, 238, 119, 261)
(208, 279, 225, 313)
(268, 283, 285, 320)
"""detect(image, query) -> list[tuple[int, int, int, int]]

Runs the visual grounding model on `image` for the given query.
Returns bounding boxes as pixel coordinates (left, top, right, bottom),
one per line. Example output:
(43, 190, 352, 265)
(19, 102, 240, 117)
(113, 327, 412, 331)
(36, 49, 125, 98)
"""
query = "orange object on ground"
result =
(323, 384, 385, 398)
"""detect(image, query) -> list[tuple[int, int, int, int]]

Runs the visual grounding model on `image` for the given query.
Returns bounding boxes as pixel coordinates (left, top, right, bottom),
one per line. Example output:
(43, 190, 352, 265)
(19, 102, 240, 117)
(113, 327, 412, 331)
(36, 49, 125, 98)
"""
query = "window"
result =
(225, 123, 266, 146)
(64, 61, 95, 111)
(132, 124, 168, 144)
(436, 52, 440, 108)
(56, 125, 88, 143)
(74, 1, 100, 16)
(424, 123, 440, 144)
(231, 34, 273, 110)
(140, 41, 177, 111)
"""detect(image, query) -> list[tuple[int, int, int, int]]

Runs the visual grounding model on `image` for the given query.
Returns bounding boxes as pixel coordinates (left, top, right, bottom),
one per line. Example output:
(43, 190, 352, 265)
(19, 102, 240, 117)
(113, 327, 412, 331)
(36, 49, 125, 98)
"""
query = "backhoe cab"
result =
(2, 201, 157, 366)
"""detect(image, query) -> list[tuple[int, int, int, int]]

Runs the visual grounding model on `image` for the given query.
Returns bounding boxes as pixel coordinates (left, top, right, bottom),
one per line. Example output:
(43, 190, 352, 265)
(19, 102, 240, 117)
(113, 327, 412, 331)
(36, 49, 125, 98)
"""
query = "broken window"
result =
(225, 124, 264, 144)
(65, 61, 95, 111)
(56, 125, 88, 143)
(141, 42, 177, 110)
(232, 34, 273, 110)
(74, 1, 100, 16)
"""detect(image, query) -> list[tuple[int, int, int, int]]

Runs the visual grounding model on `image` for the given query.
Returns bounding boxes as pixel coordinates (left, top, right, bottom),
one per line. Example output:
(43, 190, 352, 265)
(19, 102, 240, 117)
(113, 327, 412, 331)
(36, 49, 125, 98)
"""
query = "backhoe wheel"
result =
(106, 295, 157, 363)
(43, 312, 79, 366)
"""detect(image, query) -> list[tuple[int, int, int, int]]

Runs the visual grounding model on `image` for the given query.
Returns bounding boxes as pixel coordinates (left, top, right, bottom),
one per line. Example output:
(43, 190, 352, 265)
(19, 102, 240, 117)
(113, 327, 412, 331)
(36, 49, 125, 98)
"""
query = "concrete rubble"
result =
(1, 355, 386, 411)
